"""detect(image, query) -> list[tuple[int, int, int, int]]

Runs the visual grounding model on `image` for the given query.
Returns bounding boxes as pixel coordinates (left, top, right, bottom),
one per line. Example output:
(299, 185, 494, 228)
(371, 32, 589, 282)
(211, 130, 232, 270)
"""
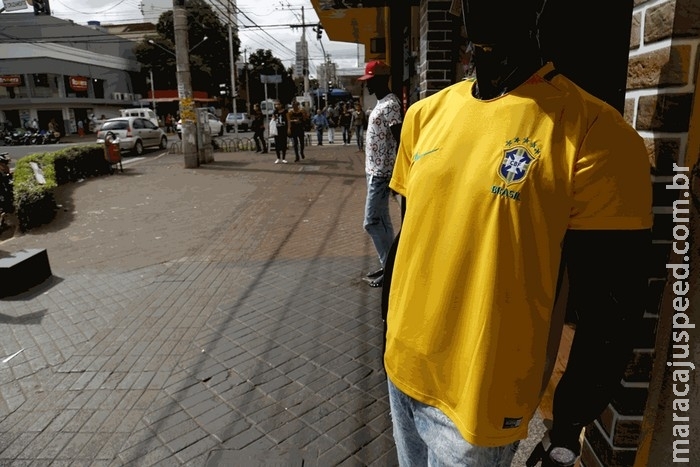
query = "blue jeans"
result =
(316, 128, 324, 145)
(364, 174, 394, 267)
(388, 378, 519, 467)
(355, 126, 364, 149)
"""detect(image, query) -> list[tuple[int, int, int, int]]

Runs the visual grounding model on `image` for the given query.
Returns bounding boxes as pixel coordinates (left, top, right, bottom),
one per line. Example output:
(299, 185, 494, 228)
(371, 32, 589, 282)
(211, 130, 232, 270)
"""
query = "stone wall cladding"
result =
(628, 45, 692, 88)
(582, 0, 699, 465)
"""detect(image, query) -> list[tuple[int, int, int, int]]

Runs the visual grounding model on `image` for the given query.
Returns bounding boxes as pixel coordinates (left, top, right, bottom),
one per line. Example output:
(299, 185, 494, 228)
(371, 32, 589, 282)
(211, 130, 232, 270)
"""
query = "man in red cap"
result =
(358, 60, 402, 288)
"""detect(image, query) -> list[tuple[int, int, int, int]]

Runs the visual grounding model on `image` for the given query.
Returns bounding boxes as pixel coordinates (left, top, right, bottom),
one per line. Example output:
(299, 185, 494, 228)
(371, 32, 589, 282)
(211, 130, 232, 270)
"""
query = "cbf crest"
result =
(498, 145, 537, 186)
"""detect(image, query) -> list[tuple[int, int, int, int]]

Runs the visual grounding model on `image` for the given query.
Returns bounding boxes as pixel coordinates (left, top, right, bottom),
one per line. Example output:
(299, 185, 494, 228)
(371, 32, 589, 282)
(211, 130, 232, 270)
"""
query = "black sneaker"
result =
(363, 275, 383, 288)
(366, 268, 384, 279)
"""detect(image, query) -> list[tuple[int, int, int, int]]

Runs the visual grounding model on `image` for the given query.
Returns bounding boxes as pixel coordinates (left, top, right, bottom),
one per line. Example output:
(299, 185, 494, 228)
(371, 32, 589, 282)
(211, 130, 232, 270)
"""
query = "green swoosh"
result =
(413, 148, 440, 162)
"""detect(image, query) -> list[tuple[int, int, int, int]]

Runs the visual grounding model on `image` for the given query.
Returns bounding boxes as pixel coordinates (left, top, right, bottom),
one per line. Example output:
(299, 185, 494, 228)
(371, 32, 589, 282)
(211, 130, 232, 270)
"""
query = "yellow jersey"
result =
(385, 62, 652, 446)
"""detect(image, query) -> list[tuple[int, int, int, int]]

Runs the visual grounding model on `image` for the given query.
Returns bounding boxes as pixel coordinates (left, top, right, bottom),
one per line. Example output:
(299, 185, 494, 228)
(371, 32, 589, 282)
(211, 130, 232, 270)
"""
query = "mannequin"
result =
(461, 0, 652, 464)
(381, 1, 652, 466)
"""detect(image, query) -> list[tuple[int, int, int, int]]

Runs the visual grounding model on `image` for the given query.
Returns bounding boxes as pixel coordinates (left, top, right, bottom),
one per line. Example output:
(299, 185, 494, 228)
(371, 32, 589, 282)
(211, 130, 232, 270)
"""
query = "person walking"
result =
(288, 101, 307, 162)
(77, 119, 84, 137)
(251, 103, 268, 154)
(48, 118, 57, 135)
(325, 102, 339, 144)
(381, 1, 653, 466)
(310, 109, 328, 146)
(165, 113, 173, 134)
(271, 100, 288, 163)
(350, 102, 366, 151)
(358, 61, 402, 288)
(338, 102, 352, 146)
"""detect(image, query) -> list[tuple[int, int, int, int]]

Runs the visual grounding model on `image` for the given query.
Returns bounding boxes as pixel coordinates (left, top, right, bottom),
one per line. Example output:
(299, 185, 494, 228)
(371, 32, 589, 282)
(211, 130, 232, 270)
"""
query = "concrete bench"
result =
(0, 248, 52, 298)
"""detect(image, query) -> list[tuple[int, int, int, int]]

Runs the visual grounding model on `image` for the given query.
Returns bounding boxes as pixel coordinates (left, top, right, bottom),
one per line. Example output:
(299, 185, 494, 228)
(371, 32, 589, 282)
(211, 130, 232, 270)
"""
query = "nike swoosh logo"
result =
(413, 148, 440, 162)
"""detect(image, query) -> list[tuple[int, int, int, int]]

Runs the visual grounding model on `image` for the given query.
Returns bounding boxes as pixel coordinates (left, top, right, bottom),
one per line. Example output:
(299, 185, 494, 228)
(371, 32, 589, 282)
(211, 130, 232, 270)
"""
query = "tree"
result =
(134, 0, 236, 98)
(241, 49, 297, 106)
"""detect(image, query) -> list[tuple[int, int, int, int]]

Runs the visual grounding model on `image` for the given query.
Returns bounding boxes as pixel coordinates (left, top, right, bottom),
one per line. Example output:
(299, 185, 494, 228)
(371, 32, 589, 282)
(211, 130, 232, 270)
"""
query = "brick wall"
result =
(417, 1, 459, 100)
(581, 0, 700, 466)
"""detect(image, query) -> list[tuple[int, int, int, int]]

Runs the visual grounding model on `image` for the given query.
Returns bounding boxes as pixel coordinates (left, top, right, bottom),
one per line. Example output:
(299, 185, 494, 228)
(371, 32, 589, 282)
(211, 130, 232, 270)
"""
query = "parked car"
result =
(225, 112, 251, 132)
(96, 117, 167, 155)
(176, 112, 224, 138)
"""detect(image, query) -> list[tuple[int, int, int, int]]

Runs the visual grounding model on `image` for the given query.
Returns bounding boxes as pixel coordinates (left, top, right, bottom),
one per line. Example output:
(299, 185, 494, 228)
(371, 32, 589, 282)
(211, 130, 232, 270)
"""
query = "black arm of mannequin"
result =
(546, 228, 651, 454)
(390, 123, 402, 147)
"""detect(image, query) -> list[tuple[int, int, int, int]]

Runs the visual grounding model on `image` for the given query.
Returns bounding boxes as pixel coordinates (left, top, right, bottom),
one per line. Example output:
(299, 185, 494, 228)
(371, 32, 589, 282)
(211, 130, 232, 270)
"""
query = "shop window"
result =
(93, 78, 105, 99)
(33, 74, 49, 87)
(33, 73, 52, 98)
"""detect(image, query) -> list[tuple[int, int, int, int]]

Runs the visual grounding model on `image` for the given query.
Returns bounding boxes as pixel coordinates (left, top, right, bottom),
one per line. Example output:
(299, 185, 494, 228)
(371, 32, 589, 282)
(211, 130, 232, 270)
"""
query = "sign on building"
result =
(2, 0, 28, 13)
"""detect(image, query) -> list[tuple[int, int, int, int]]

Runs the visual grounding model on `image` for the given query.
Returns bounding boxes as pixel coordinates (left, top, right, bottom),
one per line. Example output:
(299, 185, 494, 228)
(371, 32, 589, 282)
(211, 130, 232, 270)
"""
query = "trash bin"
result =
(103, 131, 123, 173)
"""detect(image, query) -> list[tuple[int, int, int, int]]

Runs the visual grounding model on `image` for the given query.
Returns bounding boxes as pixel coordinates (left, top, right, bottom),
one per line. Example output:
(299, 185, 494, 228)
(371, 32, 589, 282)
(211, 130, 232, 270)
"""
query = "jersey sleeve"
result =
(569, 108, 652, 230)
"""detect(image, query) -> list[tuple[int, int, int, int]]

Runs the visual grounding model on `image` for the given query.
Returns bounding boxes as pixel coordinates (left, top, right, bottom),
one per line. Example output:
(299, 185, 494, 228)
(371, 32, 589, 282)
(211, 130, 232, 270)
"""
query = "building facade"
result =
(0, 13, 142, 135)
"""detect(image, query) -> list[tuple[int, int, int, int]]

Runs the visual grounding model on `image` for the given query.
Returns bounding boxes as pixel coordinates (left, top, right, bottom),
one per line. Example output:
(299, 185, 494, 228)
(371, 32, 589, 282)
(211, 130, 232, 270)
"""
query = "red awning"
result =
(145, 90, 217, 102)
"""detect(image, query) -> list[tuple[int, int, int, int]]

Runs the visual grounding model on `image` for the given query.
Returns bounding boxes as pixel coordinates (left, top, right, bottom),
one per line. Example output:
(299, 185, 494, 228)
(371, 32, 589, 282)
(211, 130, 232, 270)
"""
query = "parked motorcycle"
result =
(41, 129, 61, 144)
(4, 128, 29, 146)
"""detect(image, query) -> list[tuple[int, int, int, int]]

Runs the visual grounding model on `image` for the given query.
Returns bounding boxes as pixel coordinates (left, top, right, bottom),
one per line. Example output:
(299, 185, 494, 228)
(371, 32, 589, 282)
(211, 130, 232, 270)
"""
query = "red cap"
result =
(358, 60, 391, 81)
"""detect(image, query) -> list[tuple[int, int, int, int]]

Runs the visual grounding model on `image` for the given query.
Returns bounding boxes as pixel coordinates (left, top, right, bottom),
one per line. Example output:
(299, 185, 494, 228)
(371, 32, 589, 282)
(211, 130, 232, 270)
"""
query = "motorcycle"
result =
(41, 129, 61, 144)
(4, 128, 29, 146)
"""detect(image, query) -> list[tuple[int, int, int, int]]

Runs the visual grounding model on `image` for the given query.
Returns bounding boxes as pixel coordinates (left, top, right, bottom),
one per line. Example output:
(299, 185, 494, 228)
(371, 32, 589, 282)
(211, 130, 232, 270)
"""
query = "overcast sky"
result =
(3, 0, 364, 75)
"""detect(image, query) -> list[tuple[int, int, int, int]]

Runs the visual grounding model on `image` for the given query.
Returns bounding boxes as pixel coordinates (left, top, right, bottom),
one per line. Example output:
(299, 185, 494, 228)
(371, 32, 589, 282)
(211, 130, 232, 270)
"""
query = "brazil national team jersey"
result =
(384, 62, 652, 447)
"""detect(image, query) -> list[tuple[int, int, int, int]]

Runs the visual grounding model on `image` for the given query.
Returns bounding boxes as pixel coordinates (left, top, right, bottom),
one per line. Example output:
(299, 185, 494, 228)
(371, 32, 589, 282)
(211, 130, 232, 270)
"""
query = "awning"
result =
(143, 89, 218, 103)
(140, 97, 218, 103)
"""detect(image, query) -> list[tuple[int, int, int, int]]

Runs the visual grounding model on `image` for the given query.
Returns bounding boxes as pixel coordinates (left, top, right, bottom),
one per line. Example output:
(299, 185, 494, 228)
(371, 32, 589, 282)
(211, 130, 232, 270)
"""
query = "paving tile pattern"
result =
(0, 146, 399, 465)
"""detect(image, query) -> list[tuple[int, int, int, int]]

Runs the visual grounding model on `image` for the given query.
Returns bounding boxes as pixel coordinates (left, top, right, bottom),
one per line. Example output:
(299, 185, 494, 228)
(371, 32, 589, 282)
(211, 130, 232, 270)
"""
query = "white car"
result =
(96, 117, 167, 155)
(225, 112, 251, 132)
(176, 112, 224, 138)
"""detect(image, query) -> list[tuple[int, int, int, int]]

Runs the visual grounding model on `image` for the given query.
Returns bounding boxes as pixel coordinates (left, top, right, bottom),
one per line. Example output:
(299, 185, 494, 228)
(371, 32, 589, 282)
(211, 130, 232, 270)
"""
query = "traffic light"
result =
(315, 23, 324, 40)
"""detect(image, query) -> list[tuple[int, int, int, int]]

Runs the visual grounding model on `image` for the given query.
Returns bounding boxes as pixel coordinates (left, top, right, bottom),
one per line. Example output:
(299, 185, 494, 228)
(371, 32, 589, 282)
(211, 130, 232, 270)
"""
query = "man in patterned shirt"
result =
(358, 60, 402, 288)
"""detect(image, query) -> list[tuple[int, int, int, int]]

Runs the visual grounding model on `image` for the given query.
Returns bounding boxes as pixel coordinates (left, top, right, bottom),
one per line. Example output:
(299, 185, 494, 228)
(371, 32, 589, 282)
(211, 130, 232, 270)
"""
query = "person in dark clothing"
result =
(251, 103, 268, 153)
(338, 102, 352, 146)
(271, 100, 288, 163)
(287, 101, 307, 162)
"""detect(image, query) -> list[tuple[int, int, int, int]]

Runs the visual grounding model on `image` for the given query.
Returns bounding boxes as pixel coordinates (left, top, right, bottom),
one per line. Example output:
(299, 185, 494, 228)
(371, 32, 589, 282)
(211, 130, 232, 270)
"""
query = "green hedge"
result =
(13, 144, 112, 231)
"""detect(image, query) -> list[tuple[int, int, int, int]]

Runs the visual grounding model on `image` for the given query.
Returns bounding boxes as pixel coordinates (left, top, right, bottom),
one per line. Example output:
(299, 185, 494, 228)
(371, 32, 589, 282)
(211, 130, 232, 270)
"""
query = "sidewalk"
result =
(0, 142, 543, 465)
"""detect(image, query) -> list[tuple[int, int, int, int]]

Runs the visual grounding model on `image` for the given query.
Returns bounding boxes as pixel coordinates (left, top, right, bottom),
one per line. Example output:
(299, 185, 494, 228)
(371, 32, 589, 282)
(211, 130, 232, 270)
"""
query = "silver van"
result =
(119, 108, 160, 128)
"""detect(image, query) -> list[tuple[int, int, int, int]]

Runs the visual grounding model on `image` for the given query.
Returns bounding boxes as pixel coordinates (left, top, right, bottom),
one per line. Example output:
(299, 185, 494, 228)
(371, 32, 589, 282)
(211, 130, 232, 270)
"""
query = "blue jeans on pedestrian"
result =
(355, 126, 364, 149)
(364, 174, 394, 267)
(388, 378, 519, 467)
(316, 128, 324, 145)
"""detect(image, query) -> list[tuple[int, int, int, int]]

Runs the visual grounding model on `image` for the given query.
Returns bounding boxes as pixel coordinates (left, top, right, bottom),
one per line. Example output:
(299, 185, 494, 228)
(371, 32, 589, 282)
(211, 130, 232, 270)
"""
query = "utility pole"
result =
(173, 0, 197, 168)
(301, 6, 309, 103)
(149, 70, 157, 117)
(244, 48, 251, 115)
(228, 0, 238, 139)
